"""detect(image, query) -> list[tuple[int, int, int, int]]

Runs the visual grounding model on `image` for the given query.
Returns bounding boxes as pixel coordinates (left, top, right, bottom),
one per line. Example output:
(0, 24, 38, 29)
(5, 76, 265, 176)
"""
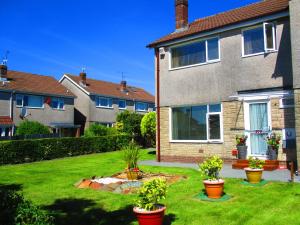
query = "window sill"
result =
(169, 59, 221, 71)
(96, 106, 114, 109)
(16, 106, 44, 109)
(170, 140, 223, 144)
(136, 110, 147, 112)
(119, 108, 127, 110)
(52, 108, 65, 111)
(242, 50, 277, 58)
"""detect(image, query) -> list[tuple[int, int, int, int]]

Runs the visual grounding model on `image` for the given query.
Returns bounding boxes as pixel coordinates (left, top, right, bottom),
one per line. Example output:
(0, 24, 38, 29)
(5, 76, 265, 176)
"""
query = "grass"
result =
(1, 150, 300, 225)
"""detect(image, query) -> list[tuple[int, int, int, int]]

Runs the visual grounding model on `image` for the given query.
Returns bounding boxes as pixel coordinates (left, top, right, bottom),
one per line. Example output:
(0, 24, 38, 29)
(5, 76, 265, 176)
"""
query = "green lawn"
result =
(1, 150, 300, 225)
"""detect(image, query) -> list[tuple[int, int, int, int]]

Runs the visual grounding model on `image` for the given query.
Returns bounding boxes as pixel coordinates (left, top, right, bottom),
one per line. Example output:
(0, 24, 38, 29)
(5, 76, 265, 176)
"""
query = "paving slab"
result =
(140, 160, 300, 183)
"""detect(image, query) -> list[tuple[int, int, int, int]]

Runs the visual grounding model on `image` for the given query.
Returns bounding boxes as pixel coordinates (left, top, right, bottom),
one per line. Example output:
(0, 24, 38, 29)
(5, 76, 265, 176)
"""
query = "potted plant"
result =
(236, 134, 248, 159)
(266, 132, 281, 160)
(199, 156, 224, 199)
(123, 143, 141, 180)
(244, 157, 265, 184)
(133, 178, 167, 225)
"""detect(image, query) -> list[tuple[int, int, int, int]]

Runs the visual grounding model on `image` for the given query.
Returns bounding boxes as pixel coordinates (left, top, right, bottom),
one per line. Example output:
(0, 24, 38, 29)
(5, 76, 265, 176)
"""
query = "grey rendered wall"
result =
(61, 78, 90, 128)
(158, 18, 293, 107)
(0, 91, 11, 116)
(290, 0, 300, 88)
(12, 95, 74, 126)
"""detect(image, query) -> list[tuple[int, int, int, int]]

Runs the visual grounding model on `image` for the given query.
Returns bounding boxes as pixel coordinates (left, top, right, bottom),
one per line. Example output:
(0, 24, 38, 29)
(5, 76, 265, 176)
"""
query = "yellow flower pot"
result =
(244, 168, 263, 184)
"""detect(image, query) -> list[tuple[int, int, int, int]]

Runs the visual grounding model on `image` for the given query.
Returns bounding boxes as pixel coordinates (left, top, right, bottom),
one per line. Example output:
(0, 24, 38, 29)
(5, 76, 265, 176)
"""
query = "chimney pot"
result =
(79, 72, 87, 86)
(120, 80, 127, 91)
(0, 64, 7, 80)
(175, 0, 188, 30)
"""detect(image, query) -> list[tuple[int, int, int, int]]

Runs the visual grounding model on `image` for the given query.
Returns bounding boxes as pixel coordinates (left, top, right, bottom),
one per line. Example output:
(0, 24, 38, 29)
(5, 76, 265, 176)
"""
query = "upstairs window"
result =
(52, 98, 64, 110)
(96, 97, 113, 108)
(118, 100, 126, 109)
(136, 102, 148, 112)
(16, 94, 44, 108)
(243, 23, 276, 56)
(171, 37, 220, 68)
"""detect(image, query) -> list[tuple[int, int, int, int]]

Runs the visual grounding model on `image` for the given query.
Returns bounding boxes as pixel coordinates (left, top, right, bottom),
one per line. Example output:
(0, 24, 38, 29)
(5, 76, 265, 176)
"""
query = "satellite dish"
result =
(20, 107, 28, 119)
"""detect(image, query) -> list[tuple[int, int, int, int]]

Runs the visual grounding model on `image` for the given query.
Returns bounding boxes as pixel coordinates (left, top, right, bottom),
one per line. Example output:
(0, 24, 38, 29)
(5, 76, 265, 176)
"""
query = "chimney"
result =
(79, 71, 87, 86)
(120, 80, 127, 92)
(175, 0, 188, 30)
(0, 64, 7, 80)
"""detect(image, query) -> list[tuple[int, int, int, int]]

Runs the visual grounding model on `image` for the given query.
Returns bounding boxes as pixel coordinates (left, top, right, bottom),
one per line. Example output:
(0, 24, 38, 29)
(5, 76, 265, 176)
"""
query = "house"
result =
(148, 0, 300, 169)
(0, 64, 78, 137)
(60, 72, 155, 133)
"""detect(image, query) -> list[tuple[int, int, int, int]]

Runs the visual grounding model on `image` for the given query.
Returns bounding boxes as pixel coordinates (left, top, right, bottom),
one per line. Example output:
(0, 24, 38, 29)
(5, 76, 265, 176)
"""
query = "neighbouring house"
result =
(0, 64, 79, 137)
(148, 0, 300, 168)
(60, 72, 155, 134)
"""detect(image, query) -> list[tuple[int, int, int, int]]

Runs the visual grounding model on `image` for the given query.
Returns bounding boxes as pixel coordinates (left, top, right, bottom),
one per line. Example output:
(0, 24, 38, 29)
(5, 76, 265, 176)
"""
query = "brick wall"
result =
(159, 99, 290, 163)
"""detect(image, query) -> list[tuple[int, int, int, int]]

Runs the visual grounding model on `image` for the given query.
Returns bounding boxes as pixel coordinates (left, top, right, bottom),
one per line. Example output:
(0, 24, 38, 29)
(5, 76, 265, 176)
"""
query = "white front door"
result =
(244, 101, 271, 157)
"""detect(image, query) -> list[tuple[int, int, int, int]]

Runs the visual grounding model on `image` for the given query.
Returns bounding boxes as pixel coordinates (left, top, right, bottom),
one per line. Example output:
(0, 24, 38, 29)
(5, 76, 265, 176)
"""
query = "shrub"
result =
(199, 156, 223, 181)
(0, 134, 131, 165)
(116, 110, 144, 144)
(140, 112, 156, 147)
(135, 178, 167, 211)
(84, 124, 109, 137)
(16, 120, 50, 136)
(0, 187, 53, 225)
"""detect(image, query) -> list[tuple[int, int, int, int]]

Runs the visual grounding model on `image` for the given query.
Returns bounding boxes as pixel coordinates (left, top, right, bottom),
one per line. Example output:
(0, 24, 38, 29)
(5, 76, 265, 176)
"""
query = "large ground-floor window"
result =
(171, 104, 222, 142)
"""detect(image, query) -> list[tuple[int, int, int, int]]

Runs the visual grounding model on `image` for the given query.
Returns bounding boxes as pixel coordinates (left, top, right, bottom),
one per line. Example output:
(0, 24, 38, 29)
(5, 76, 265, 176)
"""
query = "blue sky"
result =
(0, 0, 258, 94)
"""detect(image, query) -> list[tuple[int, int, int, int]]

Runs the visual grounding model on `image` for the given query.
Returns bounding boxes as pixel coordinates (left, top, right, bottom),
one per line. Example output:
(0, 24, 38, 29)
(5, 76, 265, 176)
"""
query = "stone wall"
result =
(294, 89, 300, 169)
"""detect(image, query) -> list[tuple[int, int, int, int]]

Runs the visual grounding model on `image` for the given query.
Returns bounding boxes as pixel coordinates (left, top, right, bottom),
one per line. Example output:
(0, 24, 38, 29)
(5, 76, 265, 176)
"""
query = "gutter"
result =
(155, 48, 161, 162)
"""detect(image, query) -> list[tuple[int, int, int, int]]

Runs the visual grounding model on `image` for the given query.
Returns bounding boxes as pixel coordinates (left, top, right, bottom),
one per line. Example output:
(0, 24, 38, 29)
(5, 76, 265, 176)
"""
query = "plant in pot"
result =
(235, 134, 248, 159)
(266, 132, 281, 160)
(244, 156, 265, 184)
(199, 155, 224, 199)
(133, 178, 167, 225)
(123, 143, 141, 180)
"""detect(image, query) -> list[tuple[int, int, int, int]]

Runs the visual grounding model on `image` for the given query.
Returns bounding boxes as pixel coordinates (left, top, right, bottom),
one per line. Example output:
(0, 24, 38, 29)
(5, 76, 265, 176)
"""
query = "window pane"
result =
(16, 95, 23, 106)
(136, 102, 147, 111)
(209, 114, 221, 139)
(28, 96, 43, 107)
(209, 104, 221, 112)
(119, 100, 126, 109)
(52, 99, 59, 109)
(172, 106, 207, 140)
(172, 41, 206, 68)
(100, 98, 108, 107)
(265, 24, 274, 50)
(243, 27, 264, 55)
(207, 38, 219, 60)
(58, 100, 64, 109)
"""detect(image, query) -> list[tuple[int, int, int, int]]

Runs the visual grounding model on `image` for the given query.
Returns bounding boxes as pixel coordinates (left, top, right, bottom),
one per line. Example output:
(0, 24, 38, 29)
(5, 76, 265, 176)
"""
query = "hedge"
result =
(0, 134, 131, 165)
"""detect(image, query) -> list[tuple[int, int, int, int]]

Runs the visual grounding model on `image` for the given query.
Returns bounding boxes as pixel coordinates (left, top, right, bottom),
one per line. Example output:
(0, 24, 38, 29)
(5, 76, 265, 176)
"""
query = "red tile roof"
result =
(148, 0, 289, 48)
(65, 74, 155, 103)
(0, 70, 75, 97)
(0, 116, 14, 125)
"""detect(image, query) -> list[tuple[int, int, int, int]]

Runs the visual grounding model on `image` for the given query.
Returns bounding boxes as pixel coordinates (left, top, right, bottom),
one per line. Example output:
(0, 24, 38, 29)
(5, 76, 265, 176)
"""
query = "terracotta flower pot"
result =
(244, 168, 263, 184)
(203, 179, 224, 199)
(133, 205, 166, 225)
(126, 169, 139, 180)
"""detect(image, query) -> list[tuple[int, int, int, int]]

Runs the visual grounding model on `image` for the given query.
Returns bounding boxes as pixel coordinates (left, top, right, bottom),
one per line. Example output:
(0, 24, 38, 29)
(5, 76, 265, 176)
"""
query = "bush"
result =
(0, 186, 53, 225)
(0, 134, 131, 165)
(116, 110, 144, 145)
(16, 120, 50, 136)
(140, 112, 156, 147)
(199, 156, 223, 181)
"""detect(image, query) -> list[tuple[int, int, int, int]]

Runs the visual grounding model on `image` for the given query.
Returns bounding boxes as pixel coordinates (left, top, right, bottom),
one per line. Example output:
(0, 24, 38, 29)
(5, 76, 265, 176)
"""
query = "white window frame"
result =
(169, 104, 223, 143)
(279, 97, 294, 109)
(52, 97, 65, 110)
(96, 97, 113, 109)
(118, 99, 127, 110)
(242, 23, 277, 57)
(169, 36, 221, 70)
(135, 102, 148, 112)
(16, 94, 44, 109)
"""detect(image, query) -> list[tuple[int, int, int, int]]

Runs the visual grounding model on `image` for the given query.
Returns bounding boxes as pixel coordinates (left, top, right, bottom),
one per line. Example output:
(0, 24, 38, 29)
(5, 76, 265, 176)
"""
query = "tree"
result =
(141, 112, 156, 147)
(116, 110, 144, 144)
(16, 120, 50, 136)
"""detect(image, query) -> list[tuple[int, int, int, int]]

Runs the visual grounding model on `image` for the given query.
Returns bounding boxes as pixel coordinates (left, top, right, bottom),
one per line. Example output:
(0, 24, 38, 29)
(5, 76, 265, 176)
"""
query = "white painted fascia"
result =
(229, 90, 293, 101)
(154, 11, 289, 48)
(59, 74, 90, 96)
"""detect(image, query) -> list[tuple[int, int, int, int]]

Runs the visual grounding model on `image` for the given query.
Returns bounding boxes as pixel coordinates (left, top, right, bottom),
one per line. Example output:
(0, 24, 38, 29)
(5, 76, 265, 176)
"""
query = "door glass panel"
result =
(249, 103, 269, 155)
